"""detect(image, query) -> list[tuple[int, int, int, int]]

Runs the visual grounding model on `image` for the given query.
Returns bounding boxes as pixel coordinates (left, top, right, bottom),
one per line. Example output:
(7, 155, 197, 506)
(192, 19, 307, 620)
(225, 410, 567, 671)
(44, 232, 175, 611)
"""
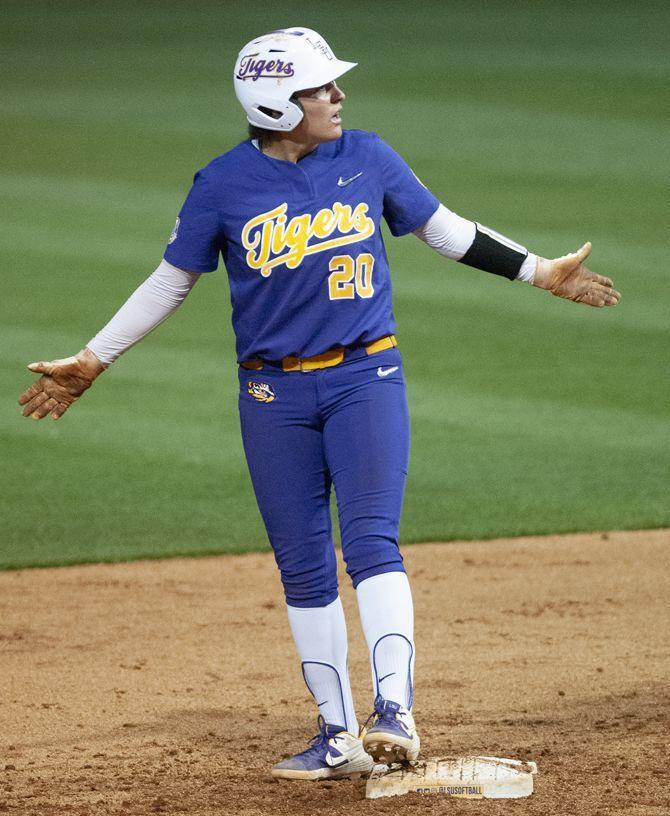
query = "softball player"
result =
(19, 28, 620, 781)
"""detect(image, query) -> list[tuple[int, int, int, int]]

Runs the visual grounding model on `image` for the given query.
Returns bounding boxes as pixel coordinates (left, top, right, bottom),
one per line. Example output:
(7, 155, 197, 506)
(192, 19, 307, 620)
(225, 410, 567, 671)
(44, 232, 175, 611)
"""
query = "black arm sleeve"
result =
(458, 224, 528, 281)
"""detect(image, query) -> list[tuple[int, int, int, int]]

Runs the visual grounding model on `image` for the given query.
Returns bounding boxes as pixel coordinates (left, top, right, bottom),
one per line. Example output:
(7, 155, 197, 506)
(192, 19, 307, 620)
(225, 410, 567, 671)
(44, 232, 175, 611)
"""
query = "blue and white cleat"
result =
(362, 695, 420, 764)
(271, 715, 374, 780)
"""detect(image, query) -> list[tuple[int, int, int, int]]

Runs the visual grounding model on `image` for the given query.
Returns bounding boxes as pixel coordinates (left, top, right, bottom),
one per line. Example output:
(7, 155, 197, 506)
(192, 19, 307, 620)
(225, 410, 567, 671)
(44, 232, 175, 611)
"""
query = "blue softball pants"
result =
(238, 345, 410, 608)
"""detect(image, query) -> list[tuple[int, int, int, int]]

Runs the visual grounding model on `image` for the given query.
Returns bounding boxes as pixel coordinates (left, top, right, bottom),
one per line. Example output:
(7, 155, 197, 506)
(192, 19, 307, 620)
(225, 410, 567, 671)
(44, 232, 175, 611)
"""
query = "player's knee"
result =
(277, 566, 339, 608)
(269, 532, 338, 607)
(343, 534, 406, 589)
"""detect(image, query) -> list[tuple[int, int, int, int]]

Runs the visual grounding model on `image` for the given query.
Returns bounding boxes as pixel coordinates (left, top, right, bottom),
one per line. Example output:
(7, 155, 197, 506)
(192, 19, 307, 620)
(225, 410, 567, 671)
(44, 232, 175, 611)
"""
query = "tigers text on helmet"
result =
(233, 27, 357, 132)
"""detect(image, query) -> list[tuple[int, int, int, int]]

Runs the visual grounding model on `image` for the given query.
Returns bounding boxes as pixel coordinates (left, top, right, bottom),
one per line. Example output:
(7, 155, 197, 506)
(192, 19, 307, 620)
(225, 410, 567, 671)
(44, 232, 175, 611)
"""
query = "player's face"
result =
(293, 81, 346, 143)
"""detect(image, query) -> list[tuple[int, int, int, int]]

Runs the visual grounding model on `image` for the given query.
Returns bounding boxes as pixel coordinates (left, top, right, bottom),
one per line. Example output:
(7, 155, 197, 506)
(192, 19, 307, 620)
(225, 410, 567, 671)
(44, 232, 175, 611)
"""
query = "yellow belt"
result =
(241, 335, 397, 372)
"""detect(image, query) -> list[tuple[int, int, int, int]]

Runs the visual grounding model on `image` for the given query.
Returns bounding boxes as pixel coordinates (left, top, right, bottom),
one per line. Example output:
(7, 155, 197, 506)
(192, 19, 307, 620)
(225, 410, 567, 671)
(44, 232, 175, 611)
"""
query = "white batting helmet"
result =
(233, 27, 357, 132)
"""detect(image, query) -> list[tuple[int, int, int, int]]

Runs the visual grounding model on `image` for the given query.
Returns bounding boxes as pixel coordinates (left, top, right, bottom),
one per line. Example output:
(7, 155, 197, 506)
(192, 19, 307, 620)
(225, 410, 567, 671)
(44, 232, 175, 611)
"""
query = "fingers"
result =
(21, 390, 49, 417)
(50, 402, 69, 420)
(606, 287, 621, 304)
(566, 243, 621, 306)
(581, 284, 621, 308)
(18, 380, 44, 405)
(19, 382, 70, 419)
(30, 397, 59, 420)
(575, 241, 592, 264)
(591, 282, 621, 306)
(19, 372, 78, 419)
(593, 273, 614, 288)
(27, 361, 56, 375)
(555, 243, 592, 273)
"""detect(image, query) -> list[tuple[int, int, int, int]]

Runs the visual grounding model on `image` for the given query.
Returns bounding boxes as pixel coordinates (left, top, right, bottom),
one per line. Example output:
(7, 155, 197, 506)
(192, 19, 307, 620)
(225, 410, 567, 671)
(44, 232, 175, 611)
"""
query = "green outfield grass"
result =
(2, 1, 668, 569)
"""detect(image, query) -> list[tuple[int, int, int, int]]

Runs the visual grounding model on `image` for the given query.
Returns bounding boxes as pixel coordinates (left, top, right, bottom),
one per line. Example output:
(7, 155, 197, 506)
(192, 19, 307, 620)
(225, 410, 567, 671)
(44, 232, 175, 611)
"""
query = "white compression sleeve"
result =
(516, 252, 537, 282)
(414, 204, 537, 283)
(286, 597, 358, 734)
(86, 260, 200, 365)
(413, 203, 476, 259)
(356, 572, 415, 710)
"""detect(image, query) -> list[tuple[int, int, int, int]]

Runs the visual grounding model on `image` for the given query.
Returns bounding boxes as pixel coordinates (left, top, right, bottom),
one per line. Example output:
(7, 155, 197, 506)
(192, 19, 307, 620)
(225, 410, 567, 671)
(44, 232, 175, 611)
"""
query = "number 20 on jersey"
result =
(328, 253, 375, 300)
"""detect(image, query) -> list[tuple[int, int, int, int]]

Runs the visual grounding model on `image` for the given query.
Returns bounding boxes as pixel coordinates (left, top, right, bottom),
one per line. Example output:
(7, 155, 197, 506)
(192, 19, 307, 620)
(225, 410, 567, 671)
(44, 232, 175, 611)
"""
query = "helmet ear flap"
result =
(245, 92, 305, 131)
(257, 105, 283, 120)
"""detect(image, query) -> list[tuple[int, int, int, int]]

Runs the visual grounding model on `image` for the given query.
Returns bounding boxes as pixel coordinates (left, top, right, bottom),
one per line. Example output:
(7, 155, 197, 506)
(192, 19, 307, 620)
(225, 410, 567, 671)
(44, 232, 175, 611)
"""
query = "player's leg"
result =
(286, 597, 356, 735)
(320, 347, 419, 762)
(238, 368, 372, 779)
(356, 572, 419, 763)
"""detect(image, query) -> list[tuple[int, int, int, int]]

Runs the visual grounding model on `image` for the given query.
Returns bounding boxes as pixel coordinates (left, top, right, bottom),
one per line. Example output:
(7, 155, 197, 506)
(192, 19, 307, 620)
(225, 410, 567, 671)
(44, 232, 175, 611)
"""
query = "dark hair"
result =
(248, 123, 278, 146)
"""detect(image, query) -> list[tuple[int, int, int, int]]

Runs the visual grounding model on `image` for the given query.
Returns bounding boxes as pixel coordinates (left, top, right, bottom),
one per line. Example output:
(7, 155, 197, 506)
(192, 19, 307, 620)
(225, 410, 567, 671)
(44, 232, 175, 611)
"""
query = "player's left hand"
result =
(18, 348, 106, 420)
(533, 242, 621, 307)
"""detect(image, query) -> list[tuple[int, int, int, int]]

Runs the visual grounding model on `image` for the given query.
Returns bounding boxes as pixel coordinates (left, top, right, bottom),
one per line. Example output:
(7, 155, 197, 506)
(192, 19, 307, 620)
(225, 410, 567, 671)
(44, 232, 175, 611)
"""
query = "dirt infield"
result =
(2, 529, 668, 815)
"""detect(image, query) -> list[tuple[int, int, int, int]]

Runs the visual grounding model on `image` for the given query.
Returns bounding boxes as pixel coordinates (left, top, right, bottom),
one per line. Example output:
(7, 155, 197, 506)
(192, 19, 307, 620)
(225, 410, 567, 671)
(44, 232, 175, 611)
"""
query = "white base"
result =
(365, 755, 538, 800)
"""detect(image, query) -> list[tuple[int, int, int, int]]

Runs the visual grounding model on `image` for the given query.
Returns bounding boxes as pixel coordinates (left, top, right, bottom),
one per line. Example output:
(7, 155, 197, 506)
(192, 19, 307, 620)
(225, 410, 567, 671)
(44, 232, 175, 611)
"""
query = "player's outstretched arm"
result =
(18, 348, 106, 421)
(413, 207, 620, 307)
(18, 260, 200, 421)
(532, 242, 620, 307)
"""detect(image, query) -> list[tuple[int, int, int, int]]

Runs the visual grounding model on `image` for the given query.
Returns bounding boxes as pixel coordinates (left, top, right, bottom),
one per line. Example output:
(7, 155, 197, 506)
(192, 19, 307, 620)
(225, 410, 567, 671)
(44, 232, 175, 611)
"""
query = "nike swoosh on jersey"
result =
(377, 366, 399, 377)
(337, 172, 363, 187)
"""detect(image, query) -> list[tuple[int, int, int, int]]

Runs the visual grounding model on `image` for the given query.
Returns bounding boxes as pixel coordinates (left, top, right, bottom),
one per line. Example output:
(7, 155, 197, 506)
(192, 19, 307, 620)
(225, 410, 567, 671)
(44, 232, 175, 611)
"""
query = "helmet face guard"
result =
(233, 28, 357, 131)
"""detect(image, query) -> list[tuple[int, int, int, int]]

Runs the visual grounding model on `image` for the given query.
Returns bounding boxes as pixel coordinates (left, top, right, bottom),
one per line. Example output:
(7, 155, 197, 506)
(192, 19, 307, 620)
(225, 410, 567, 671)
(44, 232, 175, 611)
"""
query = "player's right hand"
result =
(533, 242, 621, 307)
(18, 348, 106, 421)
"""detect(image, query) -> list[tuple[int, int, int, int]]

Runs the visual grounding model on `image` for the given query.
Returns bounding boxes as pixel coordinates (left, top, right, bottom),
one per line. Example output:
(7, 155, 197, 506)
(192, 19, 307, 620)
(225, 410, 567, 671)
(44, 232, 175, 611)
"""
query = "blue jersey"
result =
(164, 129, 439, 362)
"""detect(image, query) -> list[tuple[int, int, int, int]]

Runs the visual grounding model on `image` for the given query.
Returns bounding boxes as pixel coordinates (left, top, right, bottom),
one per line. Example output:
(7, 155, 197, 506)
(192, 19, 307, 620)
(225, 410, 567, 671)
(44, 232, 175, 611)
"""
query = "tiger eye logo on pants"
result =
(247, 381, 276, 403)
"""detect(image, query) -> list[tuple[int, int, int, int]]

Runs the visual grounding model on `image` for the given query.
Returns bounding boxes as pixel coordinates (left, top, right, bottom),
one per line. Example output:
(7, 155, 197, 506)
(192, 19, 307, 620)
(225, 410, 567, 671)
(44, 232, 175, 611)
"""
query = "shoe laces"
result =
(294, 715, 344, 761)
(364, 694, 403, 730)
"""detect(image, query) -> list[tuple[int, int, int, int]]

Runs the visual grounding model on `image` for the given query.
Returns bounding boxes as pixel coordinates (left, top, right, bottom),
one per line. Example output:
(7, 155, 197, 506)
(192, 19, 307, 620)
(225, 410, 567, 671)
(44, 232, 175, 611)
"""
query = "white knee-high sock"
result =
(356, 572, 415, 710)
(286, 596, 358, 734)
